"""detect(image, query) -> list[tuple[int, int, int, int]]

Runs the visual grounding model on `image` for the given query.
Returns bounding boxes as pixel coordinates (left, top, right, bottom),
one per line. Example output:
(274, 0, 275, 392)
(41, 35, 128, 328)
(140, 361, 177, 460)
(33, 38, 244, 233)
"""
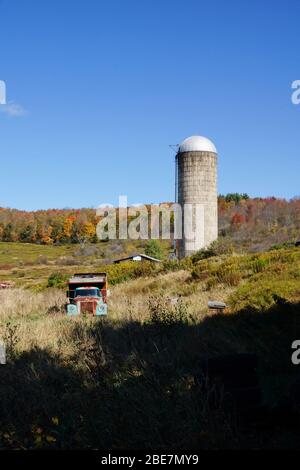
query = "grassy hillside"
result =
(0, 240, 172, 289)
(0, 244, 299, 448)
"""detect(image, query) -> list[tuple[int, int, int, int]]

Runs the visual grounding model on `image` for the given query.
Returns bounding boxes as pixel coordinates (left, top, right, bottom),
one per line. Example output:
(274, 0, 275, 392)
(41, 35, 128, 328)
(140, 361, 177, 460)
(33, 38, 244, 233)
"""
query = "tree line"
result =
(0, 195, 299, 245)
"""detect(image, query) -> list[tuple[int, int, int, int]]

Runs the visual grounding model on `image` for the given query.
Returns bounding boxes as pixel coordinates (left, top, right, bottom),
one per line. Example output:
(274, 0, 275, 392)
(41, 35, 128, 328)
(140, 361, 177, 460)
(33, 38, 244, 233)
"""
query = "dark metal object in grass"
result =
(208, 300, 227, 311)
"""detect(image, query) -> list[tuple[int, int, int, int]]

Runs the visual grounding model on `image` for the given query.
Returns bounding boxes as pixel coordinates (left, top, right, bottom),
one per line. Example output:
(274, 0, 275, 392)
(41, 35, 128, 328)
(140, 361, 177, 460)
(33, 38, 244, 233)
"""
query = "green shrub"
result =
(191, 247, 216, 263)
(144, 240, 164, 260)
(193, 257, 242, 288)
(251, 258, 268, 273)
(161, 259, 182, 272)
(147, 296, 190, 326)
(216, 268, 241, 286)
(269, 241, 295, 251)
(104, 262, 136, 285)
(229, 277, 300, 312)
(191, 262, 210, 281)
(132, 261, 158, 278)
(191, 240, 233, 263)
(104, 260, 161, 286)
(47, 272, 68, 288)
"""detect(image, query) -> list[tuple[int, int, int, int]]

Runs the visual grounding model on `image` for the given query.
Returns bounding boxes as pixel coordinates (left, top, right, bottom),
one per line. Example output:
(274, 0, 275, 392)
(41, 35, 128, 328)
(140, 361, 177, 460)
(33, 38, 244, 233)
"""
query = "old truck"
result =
(66, 273, 108, 316)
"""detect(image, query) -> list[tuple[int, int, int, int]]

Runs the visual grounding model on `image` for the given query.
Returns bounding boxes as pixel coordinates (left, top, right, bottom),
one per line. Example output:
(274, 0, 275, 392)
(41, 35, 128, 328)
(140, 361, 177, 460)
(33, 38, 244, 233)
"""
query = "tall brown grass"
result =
(0, 288, 65, 318)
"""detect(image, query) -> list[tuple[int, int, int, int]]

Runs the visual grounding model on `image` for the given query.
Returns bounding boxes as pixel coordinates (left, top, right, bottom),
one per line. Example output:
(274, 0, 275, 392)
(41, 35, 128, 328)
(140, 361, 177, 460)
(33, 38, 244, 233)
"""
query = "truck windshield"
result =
(75, 289, 100, 297)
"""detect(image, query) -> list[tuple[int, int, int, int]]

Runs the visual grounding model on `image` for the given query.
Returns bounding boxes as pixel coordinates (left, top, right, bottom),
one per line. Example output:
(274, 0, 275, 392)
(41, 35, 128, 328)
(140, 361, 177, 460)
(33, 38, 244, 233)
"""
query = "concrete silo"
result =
(175, 135, 218, 259)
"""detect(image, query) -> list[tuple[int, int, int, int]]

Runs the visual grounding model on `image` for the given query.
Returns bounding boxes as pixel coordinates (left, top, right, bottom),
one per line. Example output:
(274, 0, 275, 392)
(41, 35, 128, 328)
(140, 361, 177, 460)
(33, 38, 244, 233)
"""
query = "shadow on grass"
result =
(0, 299, 300, 449)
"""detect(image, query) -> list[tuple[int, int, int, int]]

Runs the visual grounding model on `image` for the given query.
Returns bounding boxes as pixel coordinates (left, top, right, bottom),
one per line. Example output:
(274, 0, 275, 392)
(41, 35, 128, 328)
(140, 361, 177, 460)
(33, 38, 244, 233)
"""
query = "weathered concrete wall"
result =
(177, 151, 218, 258)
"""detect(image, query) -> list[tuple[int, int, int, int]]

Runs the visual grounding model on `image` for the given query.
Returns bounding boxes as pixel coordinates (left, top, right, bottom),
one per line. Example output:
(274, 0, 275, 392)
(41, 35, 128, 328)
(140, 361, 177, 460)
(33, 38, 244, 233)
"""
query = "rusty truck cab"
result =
(66, 273, 108, 316)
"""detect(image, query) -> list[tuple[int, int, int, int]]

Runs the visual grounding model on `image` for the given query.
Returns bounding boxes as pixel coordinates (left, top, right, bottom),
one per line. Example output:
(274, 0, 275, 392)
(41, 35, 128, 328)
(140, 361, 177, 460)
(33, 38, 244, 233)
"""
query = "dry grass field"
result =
(0, 244, 299, 449)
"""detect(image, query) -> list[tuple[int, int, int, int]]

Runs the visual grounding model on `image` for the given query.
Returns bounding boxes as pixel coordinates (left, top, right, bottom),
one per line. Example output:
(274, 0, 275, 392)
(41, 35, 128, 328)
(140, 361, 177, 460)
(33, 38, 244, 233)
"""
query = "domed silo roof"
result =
(179, 135, 217, 154)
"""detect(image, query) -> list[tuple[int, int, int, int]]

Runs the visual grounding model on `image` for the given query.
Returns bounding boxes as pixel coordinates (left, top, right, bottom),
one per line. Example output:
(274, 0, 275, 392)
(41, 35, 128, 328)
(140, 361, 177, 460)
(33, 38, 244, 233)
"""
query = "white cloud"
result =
(0, 102, 27, 117)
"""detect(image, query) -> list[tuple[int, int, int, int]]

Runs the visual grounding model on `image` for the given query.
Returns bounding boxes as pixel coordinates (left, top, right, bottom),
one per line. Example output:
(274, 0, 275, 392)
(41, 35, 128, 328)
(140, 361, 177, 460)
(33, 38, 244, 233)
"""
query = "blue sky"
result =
(0, 0, 299, 210)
